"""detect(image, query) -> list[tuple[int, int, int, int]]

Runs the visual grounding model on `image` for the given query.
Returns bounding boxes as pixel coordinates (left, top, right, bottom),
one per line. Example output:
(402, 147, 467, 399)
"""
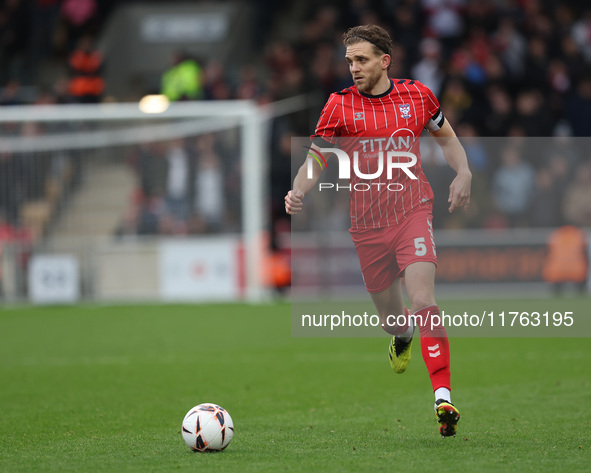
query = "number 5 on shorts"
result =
(414, 237, 427, 256)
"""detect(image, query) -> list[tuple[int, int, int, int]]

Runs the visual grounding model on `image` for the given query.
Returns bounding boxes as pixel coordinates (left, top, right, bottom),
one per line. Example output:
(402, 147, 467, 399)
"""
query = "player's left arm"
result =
(430, 119, 472, 213)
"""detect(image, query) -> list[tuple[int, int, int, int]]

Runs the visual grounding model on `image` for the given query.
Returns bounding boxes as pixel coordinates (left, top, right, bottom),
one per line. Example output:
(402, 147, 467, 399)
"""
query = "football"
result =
(181, 403, 234, 452)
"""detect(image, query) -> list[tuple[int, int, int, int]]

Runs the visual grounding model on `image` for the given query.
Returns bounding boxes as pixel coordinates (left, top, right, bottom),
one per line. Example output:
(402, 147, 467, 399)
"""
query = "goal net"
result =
(0, 100, 267, 303)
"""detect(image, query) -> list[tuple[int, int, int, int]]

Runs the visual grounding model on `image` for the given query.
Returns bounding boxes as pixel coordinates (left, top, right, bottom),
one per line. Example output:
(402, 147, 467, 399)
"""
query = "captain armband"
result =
(424, 108, 445, 132)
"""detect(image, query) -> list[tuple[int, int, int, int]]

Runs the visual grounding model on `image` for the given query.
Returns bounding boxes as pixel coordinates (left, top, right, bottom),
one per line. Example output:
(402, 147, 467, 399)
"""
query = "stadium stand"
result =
(1, 0, 591, 250)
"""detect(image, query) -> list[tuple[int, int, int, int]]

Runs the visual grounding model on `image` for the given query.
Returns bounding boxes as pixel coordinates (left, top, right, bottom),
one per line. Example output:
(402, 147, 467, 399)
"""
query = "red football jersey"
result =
(312, 78, 442, 230)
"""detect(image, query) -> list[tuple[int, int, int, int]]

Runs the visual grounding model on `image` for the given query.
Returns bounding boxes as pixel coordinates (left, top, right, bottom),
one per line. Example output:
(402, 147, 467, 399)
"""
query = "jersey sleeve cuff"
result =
(311, 135, 336, 148)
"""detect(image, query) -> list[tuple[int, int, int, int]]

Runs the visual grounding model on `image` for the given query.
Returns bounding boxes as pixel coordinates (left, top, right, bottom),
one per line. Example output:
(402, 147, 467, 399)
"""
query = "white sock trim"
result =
(399, 318, 414, 341)
(434, 387, 451, 403)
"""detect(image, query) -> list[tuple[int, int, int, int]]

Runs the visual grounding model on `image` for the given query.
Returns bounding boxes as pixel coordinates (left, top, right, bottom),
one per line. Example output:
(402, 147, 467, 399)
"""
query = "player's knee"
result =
(377, 306, 405, 323)
(410, 293, 436, 312)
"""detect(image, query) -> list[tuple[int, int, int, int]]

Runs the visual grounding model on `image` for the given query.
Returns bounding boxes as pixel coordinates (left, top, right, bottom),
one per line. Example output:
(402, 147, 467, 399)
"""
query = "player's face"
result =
(345, 42, 386, 94)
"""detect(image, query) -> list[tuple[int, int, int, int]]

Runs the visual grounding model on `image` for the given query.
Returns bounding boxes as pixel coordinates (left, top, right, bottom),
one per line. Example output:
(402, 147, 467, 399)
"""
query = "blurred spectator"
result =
(492, 17, 526, 79)
(529, 167, 563, 227)
(449, 41, 485, 86)
(456, 122, 488, 172)
(252, 0, 277, 49)
(341, 0, 375, 28)
(560, 36, 585, 81)
(391, 3, 421, 73)
(542, 225, 588, 295)
(492, 146, 535, 227)
(29, 0, 61, 80)
(164, 138, 191, 221)
(0, 212, 31, 297)
(33, 88, 56, 105)
(532, 8, 558, 38)
(0, 0, 29, 85)
(202, 60, 232, 101)
(440, 78, 472, 122)
(523, 36, 550, 92)
(137, 197, 163, 236)
(0, 150, 27, 224)
(67, 34, 104, 103)
(548, 60, 571, 95)
(412, 38, 444, 95)
(388, 43, 407, 79)
(483, 85, 512, 136)
(571, 11, 591, 62)
(0, 79, 22, 105)
(300, 6, 339, 49)
(161, 51, 203, 102)
(235, 65, 261, 100)
(0, 213, 30, 242)
(332, 59, 353, 92)
(564, 77, 591, 136)
(514, 88, 553, 136)
(51, 75, 74, 104)
(308, 42, 334, 98)
(265, 41, 299, 84)
(463, 0, 497, 33)
(547, 152, 571, 202)
(193, 134, 224, 231)
(20, 122, 49, 202)
(465, 25, 493, 70)
(562, 161, 591, 226)
(134, 142, 167, 201)
(422, 140, 456, 228)
(554, 5, 576, 39)
(61, 0, 97, 51)
(265, 41, 304, 100)
(482, 53, 505, 84)
(422, 0, 465, 57)
(158, 211, 187, 236)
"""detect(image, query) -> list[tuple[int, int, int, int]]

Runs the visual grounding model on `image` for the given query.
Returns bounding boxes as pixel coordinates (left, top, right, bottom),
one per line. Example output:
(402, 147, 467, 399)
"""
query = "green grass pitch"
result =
(1, 298, 590, 472)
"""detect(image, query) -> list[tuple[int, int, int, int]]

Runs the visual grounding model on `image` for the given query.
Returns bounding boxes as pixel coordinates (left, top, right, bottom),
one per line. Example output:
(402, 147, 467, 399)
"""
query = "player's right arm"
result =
(285, 143, 324, 215)
(285, 92, 342, 215)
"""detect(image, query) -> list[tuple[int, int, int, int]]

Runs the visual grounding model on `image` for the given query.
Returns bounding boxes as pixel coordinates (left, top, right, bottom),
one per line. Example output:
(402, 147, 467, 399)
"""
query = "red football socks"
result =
(415, 305, 451, 391)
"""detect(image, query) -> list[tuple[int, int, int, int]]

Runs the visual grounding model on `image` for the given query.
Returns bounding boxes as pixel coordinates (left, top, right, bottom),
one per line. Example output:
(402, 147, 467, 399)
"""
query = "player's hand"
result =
(285, 190, 305, 215)
(448, 171, 471, 213)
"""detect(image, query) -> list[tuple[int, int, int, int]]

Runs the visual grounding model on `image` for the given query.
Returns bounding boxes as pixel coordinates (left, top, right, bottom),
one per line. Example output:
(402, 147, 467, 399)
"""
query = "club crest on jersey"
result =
(354, 112, 364, 120)
(398, 104, 411, 119)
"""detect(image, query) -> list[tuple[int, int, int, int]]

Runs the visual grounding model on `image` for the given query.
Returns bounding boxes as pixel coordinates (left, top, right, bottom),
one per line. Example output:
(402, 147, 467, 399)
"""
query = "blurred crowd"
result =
(0, 0, 119, 103)
(117, 132, 243, 237)
(2, 0, 591, 242)
(264, 0, 591, 231)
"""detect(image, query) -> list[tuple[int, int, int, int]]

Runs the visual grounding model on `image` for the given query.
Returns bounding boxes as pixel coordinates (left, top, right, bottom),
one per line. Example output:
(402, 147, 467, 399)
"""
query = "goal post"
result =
(0, 98, 307, 303)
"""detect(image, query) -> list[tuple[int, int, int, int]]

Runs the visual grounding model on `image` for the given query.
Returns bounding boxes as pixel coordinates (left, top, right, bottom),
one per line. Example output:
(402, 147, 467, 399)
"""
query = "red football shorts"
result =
(349, 205, 437, 293)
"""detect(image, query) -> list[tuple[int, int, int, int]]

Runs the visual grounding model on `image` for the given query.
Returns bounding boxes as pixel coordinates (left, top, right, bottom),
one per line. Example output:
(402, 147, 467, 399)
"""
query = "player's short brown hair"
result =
(342, 25, 393, 67)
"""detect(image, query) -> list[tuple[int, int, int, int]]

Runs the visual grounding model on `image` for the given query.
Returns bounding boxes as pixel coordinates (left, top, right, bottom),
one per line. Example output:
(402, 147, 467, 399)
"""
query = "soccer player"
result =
(285, 25, 471, 437)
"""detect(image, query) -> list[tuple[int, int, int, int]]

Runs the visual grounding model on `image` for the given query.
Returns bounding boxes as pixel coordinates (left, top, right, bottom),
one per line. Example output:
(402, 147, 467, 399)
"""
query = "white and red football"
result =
(181, 403, 234, 452)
